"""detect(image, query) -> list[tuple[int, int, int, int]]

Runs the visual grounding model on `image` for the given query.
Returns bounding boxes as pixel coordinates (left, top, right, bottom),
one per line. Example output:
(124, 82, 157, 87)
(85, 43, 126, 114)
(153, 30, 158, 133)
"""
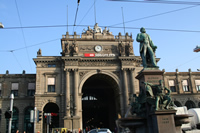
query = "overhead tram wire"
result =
(75, 0, 97, 31)
(0, 38, 60, 53)
(11, 51, 23, 71)
(109, 4, 200, 27)
(15, 0, 32, 71)
(107, 0, 200, 5)
(2, 24, 200, 33)
(73, 0, 81, 33)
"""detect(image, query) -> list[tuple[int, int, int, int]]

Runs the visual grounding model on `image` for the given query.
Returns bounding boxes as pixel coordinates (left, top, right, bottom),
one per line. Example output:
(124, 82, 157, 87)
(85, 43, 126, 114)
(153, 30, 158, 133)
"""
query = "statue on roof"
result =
(37, 49, 42, 56)
(94, 23, 102, 33)
(103, 27, 112, 35)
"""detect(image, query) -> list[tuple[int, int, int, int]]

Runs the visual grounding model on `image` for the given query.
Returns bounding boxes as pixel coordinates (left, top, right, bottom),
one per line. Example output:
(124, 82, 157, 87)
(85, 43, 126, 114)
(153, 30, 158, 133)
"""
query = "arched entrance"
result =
(43, 103, 59, 133)
(185, 100, 196, 109)
(82, 74, 120, 132)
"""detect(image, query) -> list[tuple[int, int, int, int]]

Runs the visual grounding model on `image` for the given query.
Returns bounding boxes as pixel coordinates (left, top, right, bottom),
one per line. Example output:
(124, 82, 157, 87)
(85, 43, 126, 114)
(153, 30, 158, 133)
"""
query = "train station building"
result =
(0, 24, 200, 133)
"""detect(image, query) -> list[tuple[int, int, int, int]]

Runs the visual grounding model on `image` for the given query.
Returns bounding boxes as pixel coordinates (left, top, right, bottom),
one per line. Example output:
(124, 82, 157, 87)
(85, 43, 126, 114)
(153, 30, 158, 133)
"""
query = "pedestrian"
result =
(16, 130, 19, 133)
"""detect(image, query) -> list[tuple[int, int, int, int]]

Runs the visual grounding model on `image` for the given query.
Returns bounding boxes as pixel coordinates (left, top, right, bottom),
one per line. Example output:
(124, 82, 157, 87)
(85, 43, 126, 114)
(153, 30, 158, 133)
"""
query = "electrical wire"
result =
(15, 0, 32, 70)
(0, 38, 60, 52)
(75, 0, 97, 31)
(11, 51, 23, 70)
(107, 0, 200, 5)
(1, 24, 200, 33)
(109, 4, 200, 27)
(169, 55, 200, 71)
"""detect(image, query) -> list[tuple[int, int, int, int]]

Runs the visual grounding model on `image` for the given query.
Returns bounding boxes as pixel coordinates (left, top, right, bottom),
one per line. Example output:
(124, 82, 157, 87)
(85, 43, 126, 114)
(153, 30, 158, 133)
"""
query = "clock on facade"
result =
(95, 45, 102, 52)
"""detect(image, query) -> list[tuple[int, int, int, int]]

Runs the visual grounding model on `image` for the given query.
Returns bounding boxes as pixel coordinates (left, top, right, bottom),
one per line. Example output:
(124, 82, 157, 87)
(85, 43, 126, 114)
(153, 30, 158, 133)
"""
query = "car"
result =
(88, 128, 112, 133)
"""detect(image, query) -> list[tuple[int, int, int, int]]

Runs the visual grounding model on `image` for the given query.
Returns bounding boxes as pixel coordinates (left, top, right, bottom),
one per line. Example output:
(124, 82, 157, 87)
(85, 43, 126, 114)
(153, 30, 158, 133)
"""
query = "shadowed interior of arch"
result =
(82, 74, 120, 131)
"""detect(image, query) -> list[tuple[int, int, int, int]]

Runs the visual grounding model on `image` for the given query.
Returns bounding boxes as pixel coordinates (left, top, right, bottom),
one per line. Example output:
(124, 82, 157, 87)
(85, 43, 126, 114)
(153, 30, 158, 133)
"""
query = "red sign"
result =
(84, 53, 95, 57)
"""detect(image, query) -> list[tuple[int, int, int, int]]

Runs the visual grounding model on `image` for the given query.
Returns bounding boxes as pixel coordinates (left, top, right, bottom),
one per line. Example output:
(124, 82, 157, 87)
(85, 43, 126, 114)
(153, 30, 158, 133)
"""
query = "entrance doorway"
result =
(43, 103, 59, 133)
(82, 74, 120, 132)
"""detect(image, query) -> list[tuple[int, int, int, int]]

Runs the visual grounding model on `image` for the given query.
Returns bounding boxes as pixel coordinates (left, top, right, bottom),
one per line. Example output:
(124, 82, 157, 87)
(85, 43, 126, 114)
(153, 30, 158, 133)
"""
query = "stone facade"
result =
(0, 25, 200, 133)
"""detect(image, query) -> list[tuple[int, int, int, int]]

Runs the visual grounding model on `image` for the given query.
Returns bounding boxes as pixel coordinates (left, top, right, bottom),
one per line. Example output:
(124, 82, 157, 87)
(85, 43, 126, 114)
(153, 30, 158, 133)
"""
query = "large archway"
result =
(82, 73, 120, 132)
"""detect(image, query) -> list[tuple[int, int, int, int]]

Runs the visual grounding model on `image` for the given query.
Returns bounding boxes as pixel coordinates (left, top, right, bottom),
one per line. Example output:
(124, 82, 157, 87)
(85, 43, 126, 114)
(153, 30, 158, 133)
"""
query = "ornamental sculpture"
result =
(131, 80, 174, 116)
(136, 27, 158, 68)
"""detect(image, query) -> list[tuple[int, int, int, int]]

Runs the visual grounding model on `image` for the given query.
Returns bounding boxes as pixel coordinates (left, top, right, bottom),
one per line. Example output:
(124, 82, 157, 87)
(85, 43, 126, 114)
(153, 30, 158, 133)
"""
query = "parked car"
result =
(88, 128, 112, 133)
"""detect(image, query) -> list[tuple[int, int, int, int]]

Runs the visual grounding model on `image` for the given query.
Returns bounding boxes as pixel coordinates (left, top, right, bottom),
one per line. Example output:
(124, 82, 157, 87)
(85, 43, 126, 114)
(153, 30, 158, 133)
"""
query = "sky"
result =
(0, 0, 200, 74)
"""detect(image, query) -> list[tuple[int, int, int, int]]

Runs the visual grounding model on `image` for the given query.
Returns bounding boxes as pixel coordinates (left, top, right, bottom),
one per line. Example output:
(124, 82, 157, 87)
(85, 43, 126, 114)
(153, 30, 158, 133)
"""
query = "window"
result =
(48, 78, 55, 92)
(48, 64, 56, 67)
(6, 107, 19, 133)
(182, 80, 189, 92)
(0, 83, 1, 96)
(195, 80, 200, 91)
(24, 107, 34, 133)
(168, 80, 176, 92)
(82, 95, 97, 101)
(28, 83, 35, 96)
(11, 83, 18, 96)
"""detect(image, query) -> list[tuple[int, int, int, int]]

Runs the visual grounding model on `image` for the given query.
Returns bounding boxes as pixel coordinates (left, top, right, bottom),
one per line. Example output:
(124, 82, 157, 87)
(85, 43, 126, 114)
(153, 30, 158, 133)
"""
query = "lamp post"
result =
(0, 22, 4, 28)
(70, 95, 74, 133)
(8, 94, 14, 133)
(194, 46, 200, 71)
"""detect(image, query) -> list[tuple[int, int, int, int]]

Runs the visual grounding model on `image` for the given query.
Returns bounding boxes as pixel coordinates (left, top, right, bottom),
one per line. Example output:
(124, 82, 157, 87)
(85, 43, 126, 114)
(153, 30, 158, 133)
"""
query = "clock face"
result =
(95, 45, 102, 52)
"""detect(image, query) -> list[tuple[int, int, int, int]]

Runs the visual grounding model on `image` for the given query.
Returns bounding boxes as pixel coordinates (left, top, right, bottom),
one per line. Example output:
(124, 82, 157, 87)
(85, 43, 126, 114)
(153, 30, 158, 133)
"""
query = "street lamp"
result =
(70, 95, 74, 133)
(0, 22, 4, 28)
(194, 45, 200, 52)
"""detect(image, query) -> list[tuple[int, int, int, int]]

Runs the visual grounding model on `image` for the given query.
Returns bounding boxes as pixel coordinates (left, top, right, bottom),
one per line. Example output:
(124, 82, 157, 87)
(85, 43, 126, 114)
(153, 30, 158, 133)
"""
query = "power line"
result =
(109, 4, 200, 27)
(11, 51, 23, 70)
(169, 55, 200, 71)
(15, 0, 32, 71)
(0, 38, 60, 52)
(75, 1, 96, 31)
(2, 24, 200, 33)
(107, 0, 200, 5)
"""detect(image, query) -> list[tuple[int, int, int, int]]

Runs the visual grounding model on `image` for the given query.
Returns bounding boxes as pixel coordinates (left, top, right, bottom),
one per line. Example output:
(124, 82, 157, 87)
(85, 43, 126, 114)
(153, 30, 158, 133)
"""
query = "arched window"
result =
(24, 107, 34, 133)
(185, 100, 196, 110)
(174, 101, 182, 107)
(6, 107, 19, 133)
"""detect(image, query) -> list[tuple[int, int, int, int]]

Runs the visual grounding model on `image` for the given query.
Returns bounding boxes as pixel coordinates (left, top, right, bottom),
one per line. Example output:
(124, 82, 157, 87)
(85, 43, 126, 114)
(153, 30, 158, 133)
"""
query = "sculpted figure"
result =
(143, 80, 172, 110)
(37, 49, 42, 56)
(72, 41, 78, 53)
(126, 42, 133, 55)
(136, 27, 158, 68)
(94, 23, 102, 33)
(118, 41, 125, 56)
(65, 41, 69, 53)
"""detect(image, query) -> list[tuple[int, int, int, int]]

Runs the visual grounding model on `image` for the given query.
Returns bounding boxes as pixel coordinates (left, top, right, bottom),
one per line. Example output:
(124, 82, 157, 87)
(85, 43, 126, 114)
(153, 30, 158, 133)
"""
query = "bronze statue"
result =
(136, 27, 158, 68)
(143, 80, 173, 111)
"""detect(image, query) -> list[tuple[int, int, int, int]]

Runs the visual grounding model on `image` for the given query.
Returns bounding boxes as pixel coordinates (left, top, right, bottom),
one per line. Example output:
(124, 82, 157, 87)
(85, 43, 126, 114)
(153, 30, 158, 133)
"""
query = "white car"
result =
(88, 128, 112, 133)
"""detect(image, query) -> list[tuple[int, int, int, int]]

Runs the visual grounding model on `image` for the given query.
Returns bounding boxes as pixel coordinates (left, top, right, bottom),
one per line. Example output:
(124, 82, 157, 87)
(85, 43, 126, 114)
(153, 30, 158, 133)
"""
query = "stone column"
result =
(66, 69, 70, 117)
(189, 69, 196, 93)
(176, 69, 183, 94)
(123, 69, 129, 113)
(74, 69, 79, 116)
(130, 69, 135, 95)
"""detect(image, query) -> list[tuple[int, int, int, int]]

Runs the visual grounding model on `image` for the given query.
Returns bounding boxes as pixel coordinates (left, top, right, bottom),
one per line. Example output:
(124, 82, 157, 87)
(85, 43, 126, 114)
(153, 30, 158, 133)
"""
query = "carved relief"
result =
(79, 71, 89, 79)
(79, 46, 94, 51)
(65, 61, 78, 66)
(79, 60, 119, 66)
